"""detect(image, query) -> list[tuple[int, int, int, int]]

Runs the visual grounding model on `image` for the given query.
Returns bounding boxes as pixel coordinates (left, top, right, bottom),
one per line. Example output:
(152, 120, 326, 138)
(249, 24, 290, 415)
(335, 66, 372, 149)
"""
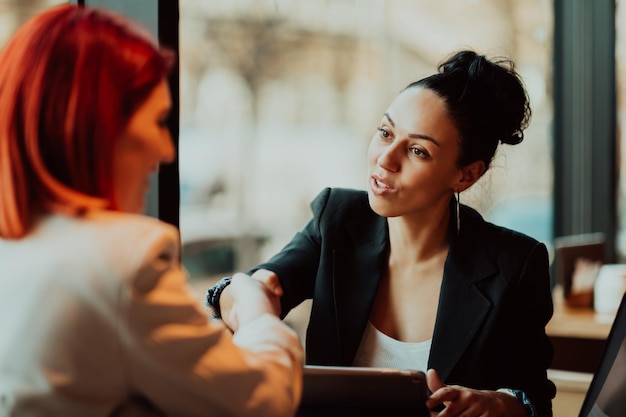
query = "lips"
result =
(371, 176, 396, 194)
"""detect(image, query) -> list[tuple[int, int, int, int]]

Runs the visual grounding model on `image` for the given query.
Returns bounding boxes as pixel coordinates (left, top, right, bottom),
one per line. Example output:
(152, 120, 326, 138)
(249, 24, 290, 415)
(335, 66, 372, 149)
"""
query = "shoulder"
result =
(84, 210, 178, 238)
(310, 187, 371, 218)
(49, 211, 184, 300)
(459, 204, 545, 264)
(461, 204, 539, 247)
(84, 211, 180, 278)
(306, 188, 384, 245)
(35, 211, 181, 284)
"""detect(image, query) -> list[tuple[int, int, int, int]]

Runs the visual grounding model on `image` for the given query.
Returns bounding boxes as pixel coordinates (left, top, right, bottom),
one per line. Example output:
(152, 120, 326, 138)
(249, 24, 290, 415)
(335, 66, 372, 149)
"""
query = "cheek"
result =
(113, 148, 151, 190)
(367, 140, 379, 167)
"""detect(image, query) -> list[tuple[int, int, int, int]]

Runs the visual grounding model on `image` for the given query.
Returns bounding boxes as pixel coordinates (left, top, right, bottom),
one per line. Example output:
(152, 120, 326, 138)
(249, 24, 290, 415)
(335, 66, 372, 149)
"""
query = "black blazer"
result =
(253, 187, 556, 416)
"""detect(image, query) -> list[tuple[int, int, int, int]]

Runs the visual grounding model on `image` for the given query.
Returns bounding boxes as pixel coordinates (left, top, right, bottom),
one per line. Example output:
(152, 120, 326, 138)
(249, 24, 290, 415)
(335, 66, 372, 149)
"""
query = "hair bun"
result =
(440, 50, 481, 76)
(501, 131, 524, 145)
(467, 54, 488, 82)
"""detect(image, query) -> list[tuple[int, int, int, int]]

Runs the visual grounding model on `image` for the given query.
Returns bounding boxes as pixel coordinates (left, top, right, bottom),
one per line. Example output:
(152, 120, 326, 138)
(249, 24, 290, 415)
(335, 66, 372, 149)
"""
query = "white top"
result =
(0, 211, 303, 417)
(352, 321, 432, 372)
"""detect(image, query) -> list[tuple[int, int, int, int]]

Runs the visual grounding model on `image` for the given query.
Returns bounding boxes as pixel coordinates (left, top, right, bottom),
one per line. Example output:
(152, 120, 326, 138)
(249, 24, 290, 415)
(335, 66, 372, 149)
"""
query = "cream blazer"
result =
(0, 211, 303, 417)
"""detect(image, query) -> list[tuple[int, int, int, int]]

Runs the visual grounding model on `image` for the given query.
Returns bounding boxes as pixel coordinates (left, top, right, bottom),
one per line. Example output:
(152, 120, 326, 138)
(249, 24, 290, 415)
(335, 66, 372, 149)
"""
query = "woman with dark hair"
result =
(0, 5, 302, 417)
(210, 50, 556, 416)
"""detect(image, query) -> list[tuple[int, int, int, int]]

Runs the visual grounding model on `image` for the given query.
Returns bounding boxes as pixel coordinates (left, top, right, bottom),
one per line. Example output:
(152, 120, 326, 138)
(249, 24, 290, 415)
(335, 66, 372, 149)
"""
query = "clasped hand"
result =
(220, 269, 283, 331)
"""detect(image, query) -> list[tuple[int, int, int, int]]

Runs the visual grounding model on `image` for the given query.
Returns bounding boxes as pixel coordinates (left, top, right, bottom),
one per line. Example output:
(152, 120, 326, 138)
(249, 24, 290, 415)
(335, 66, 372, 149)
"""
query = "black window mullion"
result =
(157, 0, 180, 230)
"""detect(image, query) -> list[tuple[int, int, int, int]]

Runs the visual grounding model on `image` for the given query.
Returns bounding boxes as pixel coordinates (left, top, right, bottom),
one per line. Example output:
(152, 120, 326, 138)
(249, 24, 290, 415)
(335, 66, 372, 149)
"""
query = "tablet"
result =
(298, 365, 429, 417)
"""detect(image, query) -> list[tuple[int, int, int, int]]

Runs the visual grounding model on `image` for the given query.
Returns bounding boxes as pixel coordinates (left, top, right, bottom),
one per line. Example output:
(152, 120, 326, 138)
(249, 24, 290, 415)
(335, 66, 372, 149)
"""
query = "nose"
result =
(377, 140, 402, 172)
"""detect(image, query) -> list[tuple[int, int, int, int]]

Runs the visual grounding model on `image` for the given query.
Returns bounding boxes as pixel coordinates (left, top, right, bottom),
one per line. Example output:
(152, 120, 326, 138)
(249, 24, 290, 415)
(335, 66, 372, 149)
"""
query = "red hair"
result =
(0, 4, 174, 239)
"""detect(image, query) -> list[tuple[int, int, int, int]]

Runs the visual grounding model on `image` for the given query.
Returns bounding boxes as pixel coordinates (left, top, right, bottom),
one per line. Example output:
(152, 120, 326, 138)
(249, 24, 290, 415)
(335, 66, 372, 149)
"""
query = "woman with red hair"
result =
(0, 5, 302, 417)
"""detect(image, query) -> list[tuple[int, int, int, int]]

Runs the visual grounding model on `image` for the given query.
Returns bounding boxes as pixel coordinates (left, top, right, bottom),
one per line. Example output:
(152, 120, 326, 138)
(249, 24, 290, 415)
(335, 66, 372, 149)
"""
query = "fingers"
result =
(427, 369, 469, 414)
(250, 269, 283, 296)
(426, 373, 503, 417)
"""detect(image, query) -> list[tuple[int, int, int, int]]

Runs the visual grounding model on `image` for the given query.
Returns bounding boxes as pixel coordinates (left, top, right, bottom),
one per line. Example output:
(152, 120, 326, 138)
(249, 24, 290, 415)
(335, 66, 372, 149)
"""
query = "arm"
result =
(211, 188, 334, 329)
(504, 242, 556, 416)
(120, 226, 303, 417)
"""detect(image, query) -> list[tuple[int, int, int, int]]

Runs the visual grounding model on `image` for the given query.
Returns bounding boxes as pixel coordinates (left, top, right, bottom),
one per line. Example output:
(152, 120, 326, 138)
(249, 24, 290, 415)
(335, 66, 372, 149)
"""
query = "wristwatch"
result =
(497, 388, 536, 417)
(205, 276, 232, 319)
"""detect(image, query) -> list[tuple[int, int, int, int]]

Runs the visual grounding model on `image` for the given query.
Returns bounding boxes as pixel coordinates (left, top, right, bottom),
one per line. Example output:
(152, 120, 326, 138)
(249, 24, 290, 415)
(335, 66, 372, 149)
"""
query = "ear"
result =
(455, 160, 485, 192)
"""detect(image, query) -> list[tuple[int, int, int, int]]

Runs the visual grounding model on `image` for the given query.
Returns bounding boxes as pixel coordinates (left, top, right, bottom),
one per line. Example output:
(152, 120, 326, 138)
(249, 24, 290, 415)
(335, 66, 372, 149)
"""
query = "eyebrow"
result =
(383, 113, 440, 147)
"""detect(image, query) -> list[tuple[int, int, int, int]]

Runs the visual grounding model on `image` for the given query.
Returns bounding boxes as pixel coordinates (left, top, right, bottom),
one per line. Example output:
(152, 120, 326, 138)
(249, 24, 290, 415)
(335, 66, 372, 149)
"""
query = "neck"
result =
(386, 202, 452, 264)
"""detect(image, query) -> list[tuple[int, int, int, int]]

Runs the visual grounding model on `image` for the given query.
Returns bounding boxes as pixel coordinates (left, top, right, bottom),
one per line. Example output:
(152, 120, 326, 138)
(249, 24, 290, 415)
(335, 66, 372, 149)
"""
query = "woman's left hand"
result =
(426, 369, 527, 417)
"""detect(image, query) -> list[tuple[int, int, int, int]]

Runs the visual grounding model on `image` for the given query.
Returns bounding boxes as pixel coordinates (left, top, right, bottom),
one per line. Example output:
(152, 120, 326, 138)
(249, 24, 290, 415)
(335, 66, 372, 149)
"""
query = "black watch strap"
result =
(205, 276, 232, 319)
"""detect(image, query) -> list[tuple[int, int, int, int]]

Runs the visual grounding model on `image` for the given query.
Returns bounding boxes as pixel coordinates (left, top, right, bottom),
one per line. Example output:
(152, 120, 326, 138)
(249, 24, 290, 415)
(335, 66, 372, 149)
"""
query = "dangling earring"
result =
(456, 190, 461, 235)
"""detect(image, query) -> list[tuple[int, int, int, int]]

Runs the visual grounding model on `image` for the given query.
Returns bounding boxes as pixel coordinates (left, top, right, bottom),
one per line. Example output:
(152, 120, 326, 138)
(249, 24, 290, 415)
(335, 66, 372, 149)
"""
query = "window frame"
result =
(553, 0, 617, 262)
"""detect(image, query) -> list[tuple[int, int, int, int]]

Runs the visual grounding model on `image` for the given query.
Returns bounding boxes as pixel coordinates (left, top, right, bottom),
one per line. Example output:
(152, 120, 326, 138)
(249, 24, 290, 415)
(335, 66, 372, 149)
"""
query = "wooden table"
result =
(546, 286, 615, 373)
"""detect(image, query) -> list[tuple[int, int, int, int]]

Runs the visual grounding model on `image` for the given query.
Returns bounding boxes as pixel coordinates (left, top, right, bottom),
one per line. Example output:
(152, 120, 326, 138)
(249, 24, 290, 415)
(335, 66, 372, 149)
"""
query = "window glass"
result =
(179, 0, 555, 287)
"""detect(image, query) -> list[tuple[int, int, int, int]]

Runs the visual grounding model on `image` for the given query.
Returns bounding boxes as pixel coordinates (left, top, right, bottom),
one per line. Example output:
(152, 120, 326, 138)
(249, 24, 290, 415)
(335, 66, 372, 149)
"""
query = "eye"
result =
(410, 146, 429, 158)
(377, 127, 391, 139)
(158, 111, 171, 128)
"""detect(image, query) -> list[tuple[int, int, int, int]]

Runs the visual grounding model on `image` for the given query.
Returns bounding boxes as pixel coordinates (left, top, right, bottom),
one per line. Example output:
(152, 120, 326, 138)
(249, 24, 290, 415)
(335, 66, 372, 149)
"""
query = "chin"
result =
(367, 192, 394, 218)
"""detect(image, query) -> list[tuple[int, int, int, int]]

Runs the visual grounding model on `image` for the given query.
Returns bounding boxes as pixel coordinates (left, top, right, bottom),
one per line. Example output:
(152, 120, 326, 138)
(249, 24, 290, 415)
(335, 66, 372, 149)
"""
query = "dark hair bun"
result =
(411, 49, 531, 168)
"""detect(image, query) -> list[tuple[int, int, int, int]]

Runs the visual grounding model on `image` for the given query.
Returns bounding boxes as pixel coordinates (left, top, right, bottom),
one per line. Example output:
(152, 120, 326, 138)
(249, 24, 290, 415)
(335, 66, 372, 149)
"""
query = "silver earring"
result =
(456, 190, 460, 235)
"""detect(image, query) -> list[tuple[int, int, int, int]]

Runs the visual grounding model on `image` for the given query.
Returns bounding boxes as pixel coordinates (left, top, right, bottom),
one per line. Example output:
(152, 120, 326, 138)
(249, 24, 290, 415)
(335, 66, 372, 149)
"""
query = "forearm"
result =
(231, 314, 304, 417)
(129, 267, 302, 417)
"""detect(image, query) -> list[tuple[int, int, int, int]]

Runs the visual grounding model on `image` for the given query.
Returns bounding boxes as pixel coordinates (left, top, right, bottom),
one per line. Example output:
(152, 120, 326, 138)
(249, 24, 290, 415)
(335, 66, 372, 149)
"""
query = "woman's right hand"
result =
(219, 269, 283, 332)
(426, 369, 528, 417)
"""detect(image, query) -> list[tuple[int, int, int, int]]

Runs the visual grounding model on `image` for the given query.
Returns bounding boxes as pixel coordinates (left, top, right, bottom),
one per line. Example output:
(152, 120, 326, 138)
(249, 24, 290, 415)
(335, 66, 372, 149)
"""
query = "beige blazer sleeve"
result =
(117, 224, 303, 417)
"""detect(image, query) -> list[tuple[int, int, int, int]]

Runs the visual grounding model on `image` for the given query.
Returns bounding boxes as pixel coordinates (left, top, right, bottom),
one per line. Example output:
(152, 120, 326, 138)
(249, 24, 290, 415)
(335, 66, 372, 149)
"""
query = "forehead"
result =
(386, 87, 459, 143)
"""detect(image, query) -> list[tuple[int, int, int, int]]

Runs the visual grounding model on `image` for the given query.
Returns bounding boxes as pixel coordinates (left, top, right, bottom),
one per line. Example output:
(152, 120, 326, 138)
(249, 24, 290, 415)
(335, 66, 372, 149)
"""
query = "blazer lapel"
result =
(428, 220, 496, 381)
(332, 214, 388, 365)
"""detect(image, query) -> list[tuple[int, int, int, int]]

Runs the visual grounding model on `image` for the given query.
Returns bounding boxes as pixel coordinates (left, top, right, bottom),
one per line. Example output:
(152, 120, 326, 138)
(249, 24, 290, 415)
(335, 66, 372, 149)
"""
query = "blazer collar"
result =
(429, 203, 497, 380)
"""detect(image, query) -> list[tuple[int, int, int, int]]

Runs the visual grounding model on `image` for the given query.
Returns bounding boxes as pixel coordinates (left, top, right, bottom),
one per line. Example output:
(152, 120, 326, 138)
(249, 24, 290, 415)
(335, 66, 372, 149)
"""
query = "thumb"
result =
(426, 368, 447, 412)
(426, 368, 446, 393)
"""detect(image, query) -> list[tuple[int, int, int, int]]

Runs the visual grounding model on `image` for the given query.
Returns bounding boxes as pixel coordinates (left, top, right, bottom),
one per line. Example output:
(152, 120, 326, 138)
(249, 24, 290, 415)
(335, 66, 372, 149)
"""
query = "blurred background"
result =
(176, 0, 556, 280)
